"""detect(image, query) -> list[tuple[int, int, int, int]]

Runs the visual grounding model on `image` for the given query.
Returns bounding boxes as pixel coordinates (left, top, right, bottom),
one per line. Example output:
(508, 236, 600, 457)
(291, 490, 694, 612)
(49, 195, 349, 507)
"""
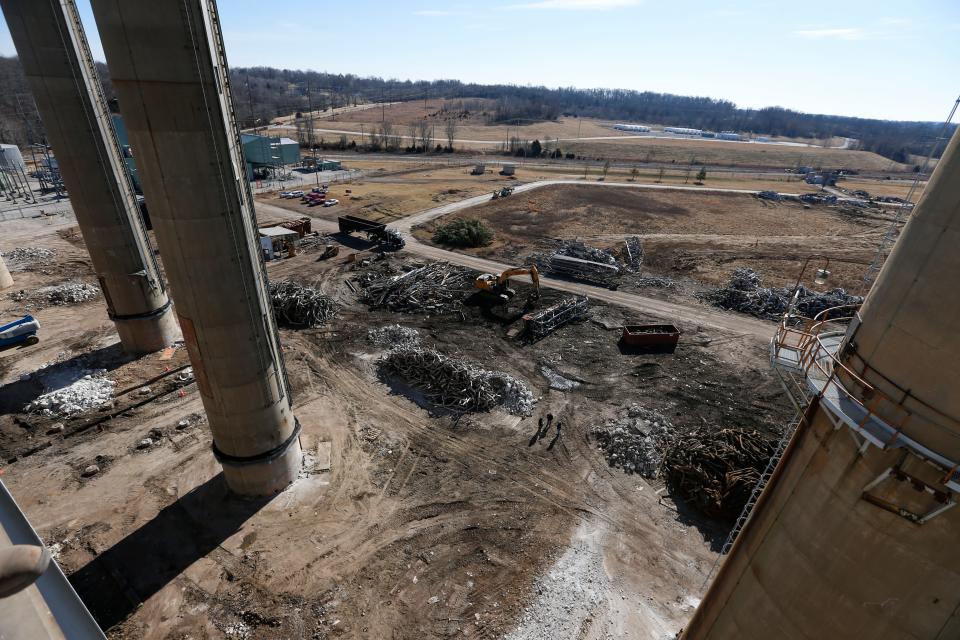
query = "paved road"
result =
(256, 179, 775, 339)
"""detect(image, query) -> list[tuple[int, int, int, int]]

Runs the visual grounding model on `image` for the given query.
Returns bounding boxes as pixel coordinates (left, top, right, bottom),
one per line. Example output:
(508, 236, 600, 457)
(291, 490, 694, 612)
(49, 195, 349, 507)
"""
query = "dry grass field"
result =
(414, 184, 892, 291)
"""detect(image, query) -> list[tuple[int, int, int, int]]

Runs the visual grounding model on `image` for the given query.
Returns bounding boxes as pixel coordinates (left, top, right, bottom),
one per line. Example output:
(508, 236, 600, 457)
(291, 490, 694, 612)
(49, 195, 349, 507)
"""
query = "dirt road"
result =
(257, 180, 779, 338)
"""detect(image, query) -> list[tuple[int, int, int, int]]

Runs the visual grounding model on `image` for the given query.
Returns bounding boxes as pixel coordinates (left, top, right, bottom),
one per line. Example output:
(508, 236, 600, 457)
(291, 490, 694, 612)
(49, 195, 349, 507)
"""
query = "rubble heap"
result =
(25, 370, 116, 417)
(17, 282, 100, 305)
(379, 346, 534, 415)
(592, 404, 681, 478)
(359, 261, 471, 315)
(268, 280, 338, 328)
(663, 425, 776, 521)
(707, 267, 862, 320)
(4, 247, 57, 265)
(367, 324, 421, 348)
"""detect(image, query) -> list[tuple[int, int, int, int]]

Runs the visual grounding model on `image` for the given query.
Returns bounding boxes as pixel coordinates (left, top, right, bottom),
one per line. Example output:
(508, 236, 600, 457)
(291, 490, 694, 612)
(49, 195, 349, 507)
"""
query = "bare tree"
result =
(444, 117, 457, 150)
(602, 159, 611, 180)
(656, 167, 664, 183)
(407, 123, 419, 150)
(417, 119, 431, 152)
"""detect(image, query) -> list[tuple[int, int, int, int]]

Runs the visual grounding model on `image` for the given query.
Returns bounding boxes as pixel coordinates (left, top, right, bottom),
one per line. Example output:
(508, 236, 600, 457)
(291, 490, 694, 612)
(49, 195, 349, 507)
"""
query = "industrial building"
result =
(110, 114, 140, 192)
(663, 126, 703, 135)
(614, 123, 651, 132)
(241, 133, 300, 180)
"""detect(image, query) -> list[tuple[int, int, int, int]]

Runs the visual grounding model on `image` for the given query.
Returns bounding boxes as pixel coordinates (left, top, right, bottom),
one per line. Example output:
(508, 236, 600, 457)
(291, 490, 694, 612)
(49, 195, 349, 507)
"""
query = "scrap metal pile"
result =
(593, 404, 779, 521)
(358, 261, 472, 315)
(297, 234, 337, 251)
(532, 237, 645, 287)
(268, 280, 338, 328)
(663, 426, 776, 521)
(379, 346, 534, 416)
(367, 324, 421, 348)
(707, 267, 862, 321)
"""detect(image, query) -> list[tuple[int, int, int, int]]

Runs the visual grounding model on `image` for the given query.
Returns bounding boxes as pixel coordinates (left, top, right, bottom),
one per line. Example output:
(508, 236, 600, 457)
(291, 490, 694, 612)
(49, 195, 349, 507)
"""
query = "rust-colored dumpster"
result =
(619, 324, 680, 353)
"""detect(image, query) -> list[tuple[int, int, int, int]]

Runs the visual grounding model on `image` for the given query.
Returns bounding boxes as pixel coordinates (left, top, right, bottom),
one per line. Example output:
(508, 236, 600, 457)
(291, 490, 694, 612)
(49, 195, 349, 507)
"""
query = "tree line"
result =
(1, 55, 953, 165)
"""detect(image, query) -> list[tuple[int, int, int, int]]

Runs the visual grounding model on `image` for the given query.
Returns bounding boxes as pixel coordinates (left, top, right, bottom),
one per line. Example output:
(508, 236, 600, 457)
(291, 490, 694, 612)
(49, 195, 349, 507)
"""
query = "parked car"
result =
(288, 190, 304, 198)
(279, 191, 295, 199)
(323, 198, 339, 207)
(310, 188, 326, 194)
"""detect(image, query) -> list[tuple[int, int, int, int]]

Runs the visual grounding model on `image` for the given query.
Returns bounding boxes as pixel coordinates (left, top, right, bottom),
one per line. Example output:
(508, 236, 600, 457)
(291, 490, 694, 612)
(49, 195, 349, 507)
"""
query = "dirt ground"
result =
(1, 205, 794, 639)
(257, 165, 516, 224)
(414, 184, 894, 292)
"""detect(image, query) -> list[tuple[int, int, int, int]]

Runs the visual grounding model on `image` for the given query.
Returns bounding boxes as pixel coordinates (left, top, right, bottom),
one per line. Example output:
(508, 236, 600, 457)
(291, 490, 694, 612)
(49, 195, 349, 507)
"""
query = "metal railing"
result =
(771, 305, 960, 488)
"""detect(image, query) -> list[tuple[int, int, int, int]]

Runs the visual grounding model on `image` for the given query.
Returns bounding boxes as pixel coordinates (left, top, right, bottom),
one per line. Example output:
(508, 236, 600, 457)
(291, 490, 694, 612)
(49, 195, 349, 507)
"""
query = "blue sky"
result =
(1, 0, 958, 121)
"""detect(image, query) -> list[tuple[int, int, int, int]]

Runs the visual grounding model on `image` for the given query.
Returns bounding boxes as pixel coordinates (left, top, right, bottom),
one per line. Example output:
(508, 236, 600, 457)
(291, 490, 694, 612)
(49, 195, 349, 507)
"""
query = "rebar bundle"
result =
(524, 296, 589, 341)
(707, 267, 862, 321)
(268, 280, 339, 328)
(379, 346, 534, 415)
(663, 426, 776, 521)
(359, 262, 471, 314)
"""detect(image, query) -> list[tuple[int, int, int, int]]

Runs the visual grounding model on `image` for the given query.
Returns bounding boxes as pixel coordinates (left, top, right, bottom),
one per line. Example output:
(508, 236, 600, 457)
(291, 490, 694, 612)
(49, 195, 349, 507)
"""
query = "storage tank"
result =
(0, 144, 26, 173)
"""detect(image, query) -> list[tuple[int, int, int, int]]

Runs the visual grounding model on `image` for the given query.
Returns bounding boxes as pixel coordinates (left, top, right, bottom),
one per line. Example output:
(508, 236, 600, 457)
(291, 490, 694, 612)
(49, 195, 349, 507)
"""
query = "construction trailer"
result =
(258, 226, 300, 260)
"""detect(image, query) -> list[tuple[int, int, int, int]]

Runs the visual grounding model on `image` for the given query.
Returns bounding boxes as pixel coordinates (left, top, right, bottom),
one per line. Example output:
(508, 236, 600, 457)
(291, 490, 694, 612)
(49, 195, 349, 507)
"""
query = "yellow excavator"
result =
(474, 265, 540, 304)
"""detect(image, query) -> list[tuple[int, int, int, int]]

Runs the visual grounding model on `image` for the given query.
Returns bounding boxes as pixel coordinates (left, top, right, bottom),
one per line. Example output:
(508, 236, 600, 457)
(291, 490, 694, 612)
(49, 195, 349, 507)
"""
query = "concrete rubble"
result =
(3, 247, 58, 267)
(707, 267, 862, 320)
(504, 526, 610, 640)
(268, 280, 338, 328)
(592, 404, 682, 479)
(11, 281, 100, 305)
(24, 369, 116, 417)
(379, 346, 534, 415)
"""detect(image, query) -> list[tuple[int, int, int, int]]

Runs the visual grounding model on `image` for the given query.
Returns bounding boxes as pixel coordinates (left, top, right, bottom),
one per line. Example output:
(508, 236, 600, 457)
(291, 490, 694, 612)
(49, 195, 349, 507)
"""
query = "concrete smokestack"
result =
(0, 0, 179, 354)
(89, 0, 301, 495)
(681, 130, 960, 638)
(0, 255, 12, 291)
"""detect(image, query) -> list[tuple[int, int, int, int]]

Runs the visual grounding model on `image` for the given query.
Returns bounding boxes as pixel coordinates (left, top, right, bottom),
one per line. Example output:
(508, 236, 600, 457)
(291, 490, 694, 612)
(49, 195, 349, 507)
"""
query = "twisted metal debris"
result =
(367, 324, 421, 348)
(379, 346, 534, 415)
(268, 280, 338, 328)
(707, 267, 862, 321)
(623, 236, 644, 272)
(359, 262, 472, 315)
(663, 426, 776, 521)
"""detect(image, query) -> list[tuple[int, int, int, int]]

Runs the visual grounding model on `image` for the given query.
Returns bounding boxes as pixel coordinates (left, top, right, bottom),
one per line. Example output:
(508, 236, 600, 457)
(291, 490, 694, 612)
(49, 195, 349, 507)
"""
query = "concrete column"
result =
(0, 0, 179, 354)
(0, 255, 12, 291)
(90, 0, 301, 495)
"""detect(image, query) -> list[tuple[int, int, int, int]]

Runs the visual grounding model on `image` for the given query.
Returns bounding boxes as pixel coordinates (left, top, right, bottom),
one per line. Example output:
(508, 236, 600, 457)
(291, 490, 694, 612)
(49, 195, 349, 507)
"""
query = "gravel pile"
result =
(706, 267, 862, 321)
(25, 370, 116, 417)
(4, 247, 57, 265)
(379, 346, 534, 416)
(367, 324, 421, 348)
(592, 404, 681, 478)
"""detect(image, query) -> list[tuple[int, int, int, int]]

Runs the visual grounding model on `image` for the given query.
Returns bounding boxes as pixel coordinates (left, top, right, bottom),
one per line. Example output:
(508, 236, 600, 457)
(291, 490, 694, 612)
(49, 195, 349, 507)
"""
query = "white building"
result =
(663, 127, 703, 136)
(613, 123, 651, 133)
